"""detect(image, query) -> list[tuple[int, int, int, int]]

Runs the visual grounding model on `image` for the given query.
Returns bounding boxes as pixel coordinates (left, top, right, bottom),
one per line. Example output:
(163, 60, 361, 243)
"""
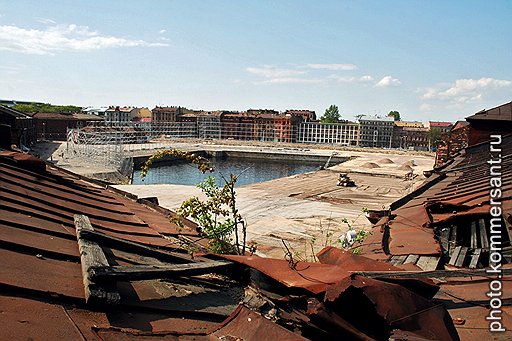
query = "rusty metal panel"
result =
(213, 305, 308, 341)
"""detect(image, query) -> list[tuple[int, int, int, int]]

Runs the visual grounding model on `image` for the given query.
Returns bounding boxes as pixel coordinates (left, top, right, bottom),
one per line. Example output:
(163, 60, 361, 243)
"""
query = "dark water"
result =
(132, 157, 322, 186)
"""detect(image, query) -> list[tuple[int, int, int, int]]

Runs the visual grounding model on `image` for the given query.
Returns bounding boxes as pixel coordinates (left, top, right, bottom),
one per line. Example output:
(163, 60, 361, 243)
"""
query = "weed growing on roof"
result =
(141, 150, 247, 254)
(172, 175, 247, 254)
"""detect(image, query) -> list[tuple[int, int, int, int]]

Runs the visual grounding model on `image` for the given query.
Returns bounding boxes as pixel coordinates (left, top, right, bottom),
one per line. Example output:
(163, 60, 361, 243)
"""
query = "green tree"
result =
(321, 105, 340, 123)
(14, 103, 81, 114)
(427, 128, 442, 151)
(387, 110, 401, 121)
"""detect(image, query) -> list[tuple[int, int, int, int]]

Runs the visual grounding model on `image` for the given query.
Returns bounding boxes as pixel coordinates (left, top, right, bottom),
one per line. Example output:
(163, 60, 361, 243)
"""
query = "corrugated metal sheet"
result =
(380, 135, 512, 256)
(0, 149, 463, 339)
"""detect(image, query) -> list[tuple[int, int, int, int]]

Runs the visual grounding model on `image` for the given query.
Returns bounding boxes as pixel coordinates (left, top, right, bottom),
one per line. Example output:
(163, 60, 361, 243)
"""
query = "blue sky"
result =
(0, 1, 511, 122)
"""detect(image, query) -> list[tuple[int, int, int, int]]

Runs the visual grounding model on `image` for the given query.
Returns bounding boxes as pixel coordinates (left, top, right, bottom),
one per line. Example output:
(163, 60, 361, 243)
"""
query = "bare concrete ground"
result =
(117, 151, 434, 259)
(33, 140, 434, 258)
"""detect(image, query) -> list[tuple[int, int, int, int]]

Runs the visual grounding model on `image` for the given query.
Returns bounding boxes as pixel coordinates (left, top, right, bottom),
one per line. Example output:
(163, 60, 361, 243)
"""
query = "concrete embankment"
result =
(132, 149, 349, 169)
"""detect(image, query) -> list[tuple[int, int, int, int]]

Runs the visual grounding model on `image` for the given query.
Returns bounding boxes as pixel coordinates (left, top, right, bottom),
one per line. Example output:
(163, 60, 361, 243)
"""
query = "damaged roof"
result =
(377, 134, 512, 256)
(0, 149, 461, 340)
(362, 135, 512, 340)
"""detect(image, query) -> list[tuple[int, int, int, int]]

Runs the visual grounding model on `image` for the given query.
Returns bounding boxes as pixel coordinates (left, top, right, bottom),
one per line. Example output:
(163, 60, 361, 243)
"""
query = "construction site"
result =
(1, 101, 511, 340)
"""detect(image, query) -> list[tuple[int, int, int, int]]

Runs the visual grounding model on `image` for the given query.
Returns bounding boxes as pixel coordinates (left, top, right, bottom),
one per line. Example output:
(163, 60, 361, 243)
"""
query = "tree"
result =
(388, 110, 401, 121)
(321, 105, 340, 123)
(427, 128, 442, 151)
(14, 103, 81, 114)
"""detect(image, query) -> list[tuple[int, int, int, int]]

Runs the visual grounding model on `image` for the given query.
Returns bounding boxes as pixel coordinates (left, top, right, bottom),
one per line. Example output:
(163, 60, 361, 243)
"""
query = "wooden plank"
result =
(416, 256, 440, 271)
(470, 221, 478, 248)
(389, 255, 407, 265)
(78, 228, 198, 264)
(468, 248, 482, 269)
(449, 246, 462, 265)
(455, 247, 468, 267)
(404, 254, 420, 264)
(448, 225, 458, 257)
(439, 227, 450, 254)
(75, 214, 120, 305)
(90, 260, 233, 282)
(479, 219, 489, 249)
(352, 267, 512, 279)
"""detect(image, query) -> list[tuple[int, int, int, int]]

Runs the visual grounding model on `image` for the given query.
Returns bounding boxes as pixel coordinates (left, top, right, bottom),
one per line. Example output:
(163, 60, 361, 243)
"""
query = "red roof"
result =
(429, 121, 453, 127)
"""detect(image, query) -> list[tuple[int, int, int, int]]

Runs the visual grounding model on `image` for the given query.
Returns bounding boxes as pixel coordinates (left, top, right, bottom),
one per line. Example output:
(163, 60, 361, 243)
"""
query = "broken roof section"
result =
(361, 134, 512, 339)
(0, 148, 460, 339)
(377, 134, 512, 259)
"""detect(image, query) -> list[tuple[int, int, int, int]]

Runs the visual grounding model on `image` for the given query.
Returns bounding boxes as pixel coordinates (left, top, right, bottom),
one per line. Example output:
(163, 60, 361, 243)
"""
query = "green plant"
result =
(140, 149, 213, 178)
(339, 207, 372, 254)
(141, 149, 246, 254)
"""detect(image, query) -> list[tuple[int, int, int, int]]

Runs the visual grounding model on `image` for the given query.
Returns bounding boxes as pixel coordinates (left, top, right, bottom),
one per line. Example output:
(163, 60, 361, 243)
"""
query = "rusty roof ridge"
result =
(0, 189, 149, 228)
(0, 175, 131, 214)
(0, 217, 75, 240)
(390, 173, 447, 211)
(448, 152, 511, 173)
(0, 282, 86, 308)
(0, 163, 122, 204)
(0, 239, 80, 263)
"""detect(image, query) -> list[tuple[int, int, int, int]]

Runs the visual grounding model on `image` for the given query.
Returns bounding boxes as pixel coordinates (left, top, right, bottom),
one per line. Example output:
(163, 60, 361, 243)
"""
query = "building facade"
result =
(358, 115, 394, 148)
(392, 121, 429, 151)
(0, 105, 36, 147)
(297, 122, 359, 146)
(104, 106, 137, 124)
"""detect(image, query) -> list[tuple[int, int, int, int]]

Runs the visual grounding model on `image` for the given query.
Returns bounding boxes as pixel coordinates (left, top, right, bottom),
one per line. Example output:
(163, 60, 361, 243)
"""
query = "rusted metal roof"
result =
(379, 135, 512, 256)
(466, 101, 512, 122)
(364, 133, 512, 339)
(0, 149, 462, 339)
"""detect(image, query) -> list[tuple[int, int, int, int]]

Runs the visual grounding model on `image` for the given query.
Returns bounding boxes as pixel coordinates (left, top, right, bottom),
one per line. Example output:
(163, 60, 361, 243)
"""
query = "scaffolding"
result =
(66, 121, 360, 166)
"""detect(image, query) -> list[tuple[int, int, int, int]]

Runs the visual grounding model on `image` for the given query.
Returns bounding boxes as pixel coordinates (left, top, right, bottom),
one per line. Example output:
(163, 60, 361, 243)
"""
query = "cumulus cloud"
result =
(376, 75, 402, 87)
(0, 23, 168, 55)
(306, 63, 358, 71)
(159, 29, 167, 34)
(421, 77, 512, 102)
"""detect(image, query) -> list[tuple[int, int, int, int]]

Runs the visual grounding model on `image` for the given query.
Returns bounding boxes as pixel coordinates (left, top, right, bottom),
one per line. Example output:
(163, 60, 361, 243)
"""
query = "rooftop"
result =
(0, 148, 458, 339)
(467, 101, 512, 122)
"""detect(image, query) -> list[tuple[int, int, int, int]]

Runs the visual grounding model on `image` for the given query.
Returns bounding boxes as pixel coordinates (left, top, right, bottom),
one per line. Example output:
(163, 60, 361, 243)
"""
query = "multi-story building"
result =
(151, 106, 185, 124)
(82, 107, 108, 116)
(358, 115, 394, 148)
(428, 121, 453, 134)
(284, 109, 316, 122)
(392, 121, 429, 151)
(297, 121, 359, 146)
(104, 106, 137, 124)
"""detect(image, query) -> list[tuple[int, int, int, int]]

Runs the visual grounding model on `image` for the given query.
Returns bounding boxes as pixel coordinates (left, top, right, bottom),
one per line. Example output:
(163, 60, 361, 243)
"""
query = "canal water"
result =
(132, 157, 323, 187)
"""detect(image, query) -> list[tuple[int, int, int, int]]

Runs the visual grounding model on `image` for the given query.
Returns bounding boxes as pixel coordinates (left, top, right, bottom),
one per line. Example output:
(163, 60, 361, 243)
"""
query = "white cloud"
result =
(260, 77, 324, 84)
(37, 18, 57, 25)
(0, 23, 168, 55)
(159, 29, 167, 34)
(421, 77, 512, 102)
(419, 103, 435, 112)
(376, 75, 402, 87)
(328, 74, 374, 83)
(306, 63, 358, 71)
(0, 64, 25, 75)
(246, 65, 305, 78)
